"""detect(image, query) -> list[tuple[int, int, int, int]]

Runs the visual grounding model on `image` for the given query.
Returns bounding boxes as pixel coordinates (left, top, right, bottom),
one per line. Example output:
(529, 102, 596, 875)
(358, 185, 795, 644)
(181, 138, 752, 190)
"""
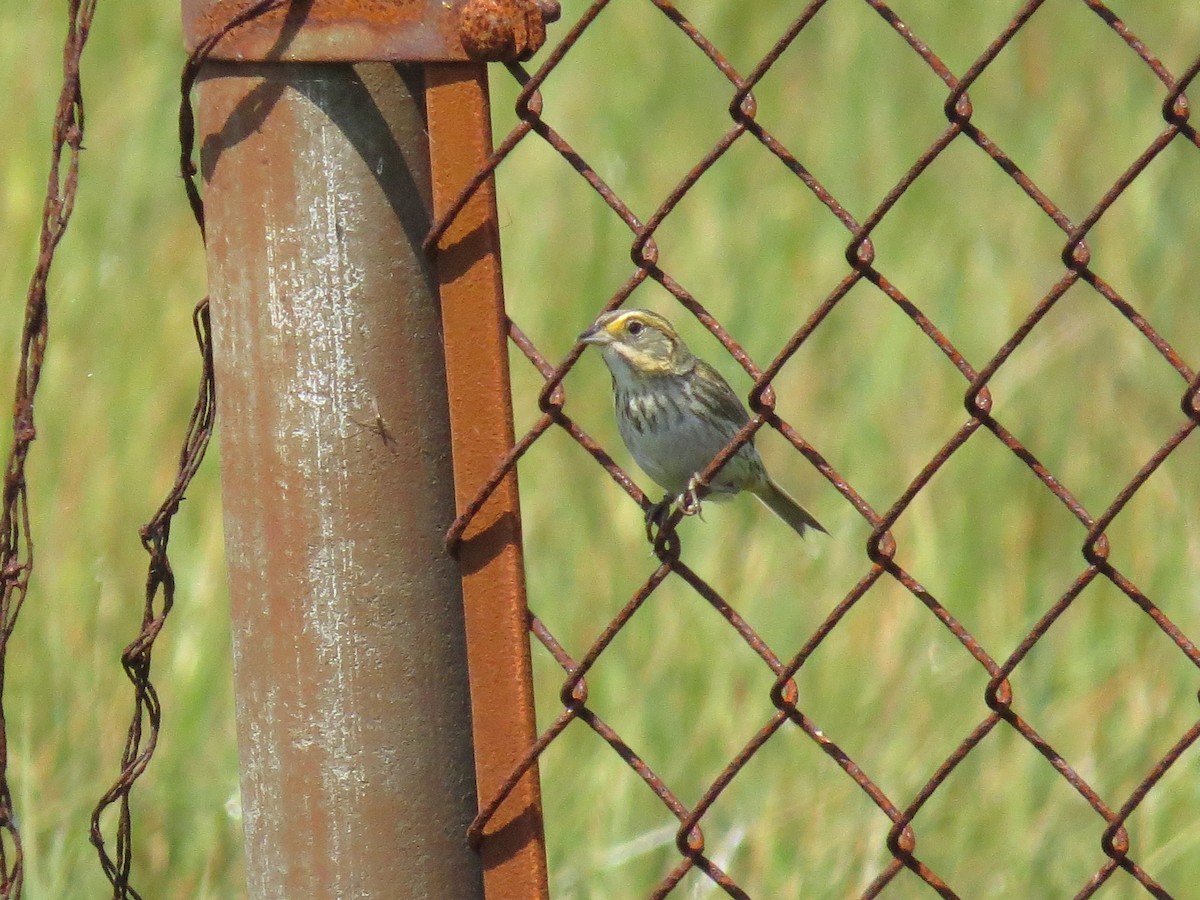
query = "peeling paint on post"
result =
(200, 63, 484, 897)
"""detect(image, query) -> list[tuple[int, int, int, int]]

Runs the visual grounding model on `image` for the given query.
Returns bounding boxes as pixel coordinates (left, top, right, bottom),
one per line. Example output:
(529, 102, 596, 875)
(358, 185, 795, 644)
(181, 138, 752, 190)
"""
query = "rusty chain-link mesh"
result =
(431, 2, 1200, 896)
(0, 1, 98, 896)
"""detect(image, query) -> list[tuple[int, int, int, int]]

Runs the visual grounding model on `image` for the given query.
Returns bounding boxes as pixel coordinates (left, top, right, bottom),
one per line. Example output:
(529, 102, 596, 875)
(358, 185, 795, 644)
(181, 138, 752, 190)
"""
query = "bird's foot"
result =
(645, 482, 707, 555)
(644, 496, 674, 545)
(678, 476, 706, 520)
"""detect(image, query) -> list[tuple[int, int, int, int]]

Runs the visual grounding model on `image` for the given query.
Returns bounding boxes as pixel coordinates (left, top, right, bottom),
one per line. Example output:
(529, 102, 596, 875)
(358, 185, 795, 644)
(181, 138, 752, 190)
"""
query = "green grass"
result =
(4, 0, 1200, 897)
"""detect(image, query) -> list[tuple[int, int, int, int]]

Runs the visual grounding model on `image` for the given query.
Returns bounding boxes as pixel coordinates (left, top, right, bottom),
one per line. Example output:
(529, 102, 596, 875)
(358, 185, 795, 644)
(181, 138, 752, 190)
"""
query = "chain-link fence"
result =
(435, 2, 1200, 895)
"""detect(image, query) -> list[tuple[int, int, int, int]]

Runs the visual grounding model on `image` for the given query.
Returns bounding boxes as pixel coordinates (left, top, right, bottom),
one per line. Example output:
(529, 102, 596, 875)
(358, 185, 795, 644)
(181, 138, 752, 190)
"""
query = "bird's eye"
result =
(626, 320, 644, 336)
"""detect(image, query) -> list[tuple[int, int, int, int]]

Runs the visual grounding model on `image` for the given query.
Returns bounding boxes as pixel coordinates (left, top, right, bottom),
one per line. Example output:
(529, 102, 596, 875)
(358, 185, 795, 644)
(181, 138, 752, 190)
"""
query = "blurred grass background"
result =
(3, 0, 1200, 897)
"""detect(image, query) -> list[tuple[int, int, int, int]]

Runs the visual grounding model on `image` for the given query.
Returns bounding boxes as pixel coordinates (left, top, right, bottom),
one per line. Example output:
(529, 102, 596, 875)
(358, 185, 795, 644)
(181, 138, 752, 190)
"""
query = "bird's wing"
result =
(691, 359, 751, 434)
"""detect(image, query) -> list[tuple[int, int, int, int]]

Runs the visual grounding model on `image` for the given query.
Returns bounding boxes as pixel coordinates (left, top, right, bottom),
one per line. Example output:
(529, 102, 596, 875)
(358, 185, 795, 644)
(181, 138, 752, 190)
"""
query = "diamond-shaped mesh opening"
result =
(791, 573, 994, 793)
(983, 281, 1190, 510)
(433, 0, 1200, 894)
(882, 432, 1089, 650)
(645, 138, 844, 321)
(866, 135, 1070, 364)
(746, 0, 954, 219)
(1005, 577, 1199, 787)
(911, 726, 1111, 894)
(962, 0, 1184, 219)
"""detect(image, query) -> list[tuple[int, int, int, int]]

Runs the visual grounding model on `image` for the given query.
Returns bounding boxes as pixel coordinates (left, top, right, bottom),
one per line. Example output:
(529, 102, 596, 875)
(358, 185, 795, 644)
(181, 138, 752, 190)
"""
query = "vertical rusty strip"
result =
(199, 62, 485, 897)
(425, 64, 550, 897)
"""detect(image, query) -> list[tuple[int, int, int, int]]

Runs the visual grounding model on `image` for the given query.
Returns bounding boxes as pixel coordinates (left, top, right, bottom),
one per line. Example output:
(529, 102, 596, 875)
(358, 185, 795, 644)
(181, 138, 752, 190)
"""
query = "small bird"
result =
(579, 308, 826, 538)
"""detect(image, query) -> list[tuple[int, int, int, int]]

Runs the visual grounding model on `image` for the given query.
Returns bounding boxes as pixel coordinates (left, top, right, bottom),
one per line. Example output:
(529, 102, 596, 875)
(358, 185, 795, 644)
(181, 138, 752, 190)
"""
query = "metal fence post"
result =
(426, 63, 550, 897)
(199, 61, 485, 896)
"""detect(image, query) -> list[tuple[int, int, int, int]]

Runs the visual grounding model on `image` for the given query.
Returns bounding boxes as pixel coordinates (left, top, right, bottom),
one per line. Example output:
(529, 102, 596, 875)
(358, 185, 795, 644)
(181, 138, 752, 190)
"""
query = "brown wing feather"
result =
(689, 359, 750, 437)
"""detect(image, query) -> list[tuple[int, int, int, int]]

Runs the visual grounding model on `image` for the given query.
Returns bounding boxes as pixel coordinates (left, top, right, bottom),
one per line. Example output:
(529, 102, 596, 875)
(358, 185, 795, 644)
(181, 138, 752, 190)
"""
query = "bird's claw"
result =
(678, 476, 705, 520)
(643, 479, 708, 553)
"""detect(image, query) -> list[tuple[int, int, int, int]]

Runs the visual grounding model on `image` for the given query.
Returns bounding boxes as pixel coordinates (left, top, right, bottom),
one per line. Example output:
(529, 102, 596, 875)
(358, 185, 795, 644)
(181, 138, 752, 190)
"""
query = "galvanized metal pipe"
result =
(199, 62, 484, 897)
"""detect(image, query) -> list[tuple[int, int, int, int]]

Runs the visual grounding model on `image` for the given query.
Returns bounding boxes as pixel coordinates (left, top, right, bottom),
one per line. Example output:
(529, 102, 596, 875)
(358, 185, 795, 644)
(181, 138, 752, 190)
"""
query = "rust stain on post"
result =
(200, 62, 484, 897)
(425, 63, 550, 897)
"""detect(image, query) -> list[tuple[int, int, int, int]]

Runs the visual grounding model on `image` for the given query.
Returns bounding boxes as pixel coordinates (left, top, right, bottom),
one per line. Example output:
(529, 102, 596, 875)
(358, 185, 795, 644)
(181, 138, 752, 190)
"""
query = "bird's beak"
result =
(578, 323, 612, 346)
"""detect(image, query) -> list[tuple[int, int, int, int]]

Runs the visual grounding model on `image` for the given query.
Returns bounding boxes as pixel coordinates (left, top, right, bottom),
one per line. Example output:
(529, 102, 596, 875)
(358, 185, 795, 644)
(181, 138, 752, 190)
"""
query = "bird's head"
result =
(579, 309, 693, 379)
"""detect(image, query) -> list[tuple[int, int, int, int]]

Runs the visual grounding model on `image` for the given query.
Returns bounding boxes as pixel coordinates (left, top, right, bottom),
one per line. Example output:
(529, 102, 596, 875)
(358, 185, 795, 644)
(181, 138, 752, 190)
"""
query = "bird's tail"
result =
(752, 476, 827, 538)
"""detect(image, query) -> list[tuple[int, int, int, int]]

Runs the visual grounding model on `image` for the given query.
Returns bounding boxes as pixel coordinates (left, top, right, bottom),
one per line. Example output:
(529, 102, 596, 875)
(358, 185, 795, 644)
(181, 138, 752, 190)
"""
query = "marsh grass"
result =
(2, 0, 1199, 896)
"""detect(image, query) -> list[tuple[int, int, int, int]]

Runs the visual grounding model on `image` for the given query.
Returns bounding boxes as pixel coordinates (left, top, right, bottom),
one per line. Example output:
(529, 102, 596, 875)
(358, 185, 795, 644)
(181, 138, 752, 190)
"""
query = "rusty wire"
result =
(0, 1, 98, 896)
(87, 303, 216, 899)
(86, 3, 284, 897)
(432, 1, 1200, 896)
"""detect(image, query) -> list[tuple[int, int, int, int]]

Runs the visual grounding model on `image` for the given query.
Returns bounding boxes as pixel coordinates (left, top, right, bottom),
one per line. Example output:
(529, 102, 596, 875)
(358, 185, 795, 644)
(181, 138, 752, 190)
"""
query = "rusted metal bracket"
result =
(182, 0, 558, 62)
(425, 63, 550, 899)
